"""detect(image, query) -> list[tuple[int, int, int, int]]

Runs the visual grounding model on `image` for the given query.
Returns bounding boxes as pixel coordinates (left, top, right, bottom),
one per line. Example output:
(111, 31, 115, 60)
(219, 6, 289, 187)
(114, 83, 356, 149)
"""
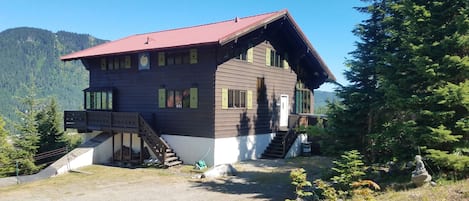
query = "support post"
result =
(129, 133, 133, 162)
(140, 137, 144, 164)
(120, 132, 123, 162)
(112, 133, 115, 162)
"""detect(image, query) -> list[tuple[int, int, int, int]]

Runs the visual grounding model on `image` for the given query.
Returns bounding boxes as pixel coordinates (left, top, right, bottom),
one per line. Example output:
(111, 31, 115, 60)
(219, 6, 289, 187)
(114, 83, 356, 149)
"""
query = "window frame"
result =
(228, 89, 247, 109)
(163, 88, 198, 109)
(84, 88, 114, 111)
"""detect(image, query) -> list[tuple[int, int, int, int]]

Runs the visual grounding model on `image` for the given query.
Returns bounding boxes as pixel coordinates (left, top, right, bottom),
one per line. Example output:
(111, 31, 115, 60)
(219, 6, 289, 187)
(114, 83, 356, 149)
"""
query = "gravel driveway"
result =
(0, 157, 331, 201)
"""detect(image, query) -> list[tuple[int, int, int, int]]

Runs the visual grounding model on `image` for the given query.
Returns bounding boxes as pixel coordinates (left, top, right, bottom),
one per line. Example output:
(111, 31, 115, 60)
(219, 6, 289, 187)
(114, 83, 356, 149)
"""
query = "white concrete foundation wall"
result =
(92, 136, 113, 164)
(213, 133, 275, 165)
(285, 133, 307, 158)
(55, 148, 94, 175)
(162, 134, 215, 166)
(163, 133, 275, 167)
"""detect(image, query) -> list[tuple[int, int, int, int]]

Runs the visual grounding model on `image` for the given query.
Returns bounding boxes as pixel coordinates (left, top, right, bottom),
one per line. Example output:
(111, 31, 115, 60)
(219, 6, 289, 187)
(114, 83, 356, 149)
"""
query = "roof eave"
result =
(60, 41, 219, 62)
(218, 10, 288, 46)
(284, 12, 336, 81)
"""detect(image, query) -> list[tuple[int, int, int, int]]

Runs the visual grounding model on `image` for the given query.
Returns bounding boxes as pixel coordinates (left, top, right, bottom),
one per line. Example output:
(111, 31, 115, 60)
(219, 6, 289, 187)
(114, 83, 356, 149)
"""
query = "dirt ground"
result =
(0, 157, 332, 201)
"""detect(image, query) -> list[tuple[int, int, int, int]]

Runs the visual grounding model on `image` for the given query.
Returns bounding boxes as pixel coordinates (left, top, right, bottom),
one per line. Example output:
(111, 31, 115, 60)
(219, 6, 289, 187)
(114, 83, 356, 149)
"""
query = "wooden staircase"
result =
(261, 129, 300, 159)
(138, 115, 183, 167)
(261, 130, 289, 159)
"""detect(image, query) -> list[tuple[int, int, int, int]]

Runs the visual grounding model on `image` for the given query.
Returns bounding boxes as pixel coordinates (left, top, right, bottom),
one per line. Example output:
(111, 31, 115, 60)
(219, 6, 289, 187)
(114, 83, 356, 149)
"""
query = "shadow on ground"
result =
(190, 170, 294, 200)
(189, 157, 333, 200)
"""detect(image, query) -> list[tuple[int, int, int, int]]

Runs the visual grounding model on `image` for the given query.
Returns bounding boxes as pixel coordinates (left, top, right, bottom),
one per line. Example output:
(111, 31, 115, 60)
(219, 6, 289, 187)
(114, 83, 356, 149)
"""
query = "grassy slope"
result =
(376, 179, 469, 201)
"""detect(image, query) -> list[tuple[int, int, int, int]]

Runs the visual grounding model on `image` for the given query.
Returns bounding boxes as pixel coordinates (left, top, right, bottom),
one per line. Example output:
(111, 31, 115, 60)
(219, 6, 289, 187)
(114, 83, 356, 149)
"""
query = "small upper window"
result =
(101, 56, 132, 70)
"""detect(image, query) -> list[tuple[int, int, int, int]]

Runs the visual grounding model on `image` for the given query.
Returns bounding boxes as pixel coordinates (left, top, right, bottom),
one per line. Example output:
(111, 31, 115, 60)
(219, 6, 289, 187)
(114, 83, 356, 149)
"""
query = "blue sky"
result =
(0, 0, 369, 92)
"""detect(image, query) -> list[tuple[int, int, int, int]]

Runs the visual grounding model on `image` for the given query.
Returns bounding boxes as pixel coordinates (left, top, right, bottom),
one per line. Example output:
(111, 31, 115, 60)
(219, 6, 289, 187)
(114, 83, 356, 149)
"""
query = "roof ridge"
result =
(131, 9, 286, 37)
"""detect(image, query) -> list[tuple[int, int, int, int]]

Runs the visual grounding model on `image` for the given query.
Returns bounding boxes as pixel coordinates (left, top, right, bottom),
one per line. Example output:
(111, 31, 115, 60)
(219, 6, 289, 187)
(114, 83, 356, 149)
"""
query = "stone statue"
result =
(411, 155, 432, 187)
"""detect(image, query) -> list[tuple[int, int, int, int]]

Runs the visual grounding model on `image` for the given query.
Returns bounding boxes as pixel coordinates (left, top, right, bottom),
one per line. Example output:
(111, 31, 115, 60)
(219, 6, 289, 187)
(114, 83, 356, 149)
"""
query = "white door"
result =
(280, 95, 289, 127)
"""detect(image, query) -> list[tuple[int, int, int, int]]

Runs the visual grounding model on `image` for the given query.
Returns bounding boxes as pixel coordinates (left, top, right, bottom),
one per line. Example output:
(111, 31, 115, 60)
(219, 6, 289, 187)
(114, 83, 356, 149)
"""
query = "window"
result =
(257, 77, 266, 102)
(265, 48, 288, 68)
(235, 44, 253, 62)
(295, 89, 311, 114)
(163, 49, 197, 66)
(270, 49, 283, 68)
(228, 89, 246, 108)
(100, 56, 131, 70)
(161, 88, 198, 109)
(84, 89, 113, 110)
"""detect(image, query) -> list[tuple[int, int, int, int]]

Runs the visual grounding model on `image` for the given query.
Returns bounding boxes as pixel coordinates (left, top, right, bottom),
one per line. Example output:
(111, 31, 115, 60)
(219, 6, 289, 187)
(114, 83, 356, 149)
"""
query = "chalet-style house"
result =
(62, 9, 335, 167)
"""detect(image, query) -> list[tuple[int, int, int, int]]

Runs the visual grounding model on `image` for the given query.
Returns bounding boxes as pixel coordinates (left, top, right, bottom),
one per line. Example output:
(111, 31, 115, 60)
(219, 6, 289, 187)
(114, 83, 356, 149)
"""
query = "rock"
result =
(411, 173, 432, 187)
(202, 164, 237, 179)
(191, 174, 203, 179)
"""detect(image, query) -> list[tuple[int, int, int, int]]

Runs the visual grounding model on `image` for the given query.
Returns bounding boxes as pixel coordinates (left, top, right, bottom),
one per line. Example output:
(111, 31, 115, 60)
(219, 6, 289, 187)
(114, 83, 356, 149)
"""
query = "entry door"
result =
(280, 95, 289, 127)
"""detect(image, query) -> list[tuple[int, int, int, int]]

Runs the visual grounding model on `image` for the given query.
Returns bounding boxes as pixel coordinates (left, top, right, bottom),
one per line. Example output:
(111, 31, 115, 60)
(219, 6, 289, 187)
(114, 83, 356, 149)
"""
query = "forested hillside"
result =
(314, 90, 338, 109)
(0, 27, 106, 126)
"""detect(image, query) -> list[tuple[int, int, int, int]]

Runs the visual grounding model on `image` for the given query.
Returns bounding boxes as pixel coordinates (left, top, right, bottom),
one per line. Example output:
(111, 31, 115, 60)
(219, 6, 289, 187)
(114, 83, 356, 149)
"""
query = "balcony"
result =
(64, 111, 140, 133)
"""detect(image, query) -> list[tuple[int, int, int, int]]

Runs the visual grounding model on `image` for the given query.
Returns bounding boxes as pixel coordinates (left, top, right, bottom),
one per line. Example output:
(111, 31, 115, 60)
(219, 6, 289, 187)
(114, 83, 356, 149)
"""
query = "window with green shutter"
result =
(222, 88, 228, 109)
(190, 88, 198, 109)
(158, 88, 166, 108)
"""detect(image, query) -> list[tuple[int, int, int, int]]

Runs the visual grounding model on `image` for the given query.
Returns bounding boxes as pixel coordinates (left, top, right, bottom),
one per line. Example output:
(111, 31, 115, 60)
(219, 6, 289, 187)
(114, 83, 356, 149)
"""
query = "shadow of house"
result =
(254, 78, 280, 134)
(236, 110, 252, 160)
(190, 170, 294, 200)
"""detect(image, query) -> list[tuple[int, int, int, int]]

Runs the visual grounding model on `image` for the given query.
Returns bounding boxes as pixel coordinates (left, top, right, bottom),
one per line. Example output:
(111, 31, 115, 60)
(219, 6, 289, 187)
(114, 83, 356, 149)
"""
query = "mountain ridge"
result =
(0, 27, 107, 125)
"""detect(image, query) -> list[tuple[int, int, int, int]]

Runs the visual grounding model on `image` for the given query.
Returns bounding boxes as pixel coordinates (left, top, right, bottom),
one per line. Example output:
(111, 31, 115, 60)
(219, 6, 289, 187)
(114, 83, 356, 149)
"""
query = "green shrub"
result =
(287, 168, 313, 200)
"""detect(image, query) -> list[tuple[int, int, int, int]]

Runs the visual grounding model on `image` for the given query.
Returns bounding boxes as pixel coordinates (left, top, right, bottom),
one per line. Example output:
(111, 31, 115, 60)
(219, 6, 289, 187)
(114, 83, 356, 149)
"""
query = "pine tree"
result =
(326, 0, 388, 161)
(0, 115, 14, 177)
(379, 0, 469, 167)
(36, 98, 67, 154)
(328, 0, 468, 174)
(12, 75, 41, 175)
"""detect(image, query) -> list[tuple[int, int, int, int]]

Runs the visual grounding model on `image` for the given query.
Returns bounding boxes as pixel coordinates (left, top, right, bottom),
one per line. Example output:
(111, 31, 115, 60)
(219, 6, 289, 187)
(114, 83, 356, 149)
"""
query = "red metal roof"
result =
(60, 9, 336, 81)
(61, 10, 287, 61)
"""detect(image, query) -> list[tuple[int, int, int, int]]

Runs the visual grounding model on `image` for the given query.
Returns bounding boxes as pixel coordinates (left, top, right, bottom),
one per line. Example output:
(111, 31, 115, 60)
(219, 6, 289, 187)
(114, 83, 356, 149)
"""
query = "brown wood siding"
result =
(86, 46, 216, 138)
(214, 41, 297, 138)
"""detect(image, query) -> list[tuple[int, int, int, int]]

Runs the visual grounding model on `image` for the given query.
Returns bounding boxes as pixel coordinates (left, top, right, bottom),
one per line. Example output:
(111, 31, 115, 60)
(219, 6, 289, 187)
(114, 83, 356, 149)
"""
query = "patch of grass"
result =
(376, 179, 469, 201)
(0, 165, 183, 194)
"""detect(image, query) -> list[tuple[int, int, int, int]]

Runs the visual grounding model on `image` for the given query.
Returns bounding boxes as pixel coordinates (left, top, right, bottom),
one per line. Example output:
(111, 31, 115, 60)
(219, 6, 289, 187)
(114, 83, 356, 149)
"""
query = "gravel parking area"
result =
(0, 157, 332, 201)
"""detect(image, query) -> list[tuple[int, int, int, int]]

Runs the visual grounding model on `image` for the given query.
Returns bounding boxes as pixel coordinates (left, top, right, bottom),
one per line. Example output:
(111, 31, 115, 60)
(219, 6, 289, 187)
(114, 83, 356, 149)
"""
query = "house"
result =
(61, 9, 335, 167)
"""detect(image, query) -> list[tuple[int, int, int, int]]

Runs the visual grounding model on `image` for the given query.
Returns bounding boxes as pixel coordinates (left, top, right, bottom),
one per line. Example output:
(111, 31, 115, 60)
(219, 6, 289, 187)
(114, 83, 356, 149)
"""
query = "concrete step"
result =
(165, 160, 183, 167)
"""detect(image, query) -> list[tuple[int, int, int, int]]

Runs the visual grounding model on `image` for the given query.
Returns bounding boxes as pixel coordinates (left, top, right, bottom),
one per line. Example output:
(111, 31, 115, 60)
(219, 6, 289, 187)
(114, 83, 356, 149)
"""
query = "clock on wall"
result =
(138, 52, 150, 70)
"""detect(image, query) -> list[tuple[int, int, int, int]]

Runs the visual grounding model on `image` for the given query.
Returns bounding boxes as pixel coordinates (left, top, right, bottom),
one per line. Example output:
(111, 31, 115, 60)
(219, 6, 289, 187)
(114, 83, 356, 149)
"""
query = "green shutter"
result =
(190, 49, 198, 64)
(158, 52, 165, 66)
(221, 88, 228, 109)
(85, 91, 91, 109)
(190, 88, 198, 109)
(247, 46, 253, 63)
(100, 58, 107, 70)
(265, 48, 271, 66)
(283, 53, 289, 69)
(124, 56, 131, 69)
(247, 90, 253, 109)
(158, 88, 166, 108)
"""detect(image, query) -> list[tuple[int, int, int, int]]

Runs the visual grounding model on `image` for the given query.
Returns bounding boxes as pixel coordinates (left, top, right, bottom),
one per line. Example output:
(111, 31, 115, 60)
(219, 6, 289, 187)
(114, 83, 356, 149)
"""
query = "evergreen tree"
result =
(12, 76, 41, 175)
(379, 0, 469, 166)
(326, 0, 388, 160)
(328, 0, 468, 175)
(0, 115, 14, 177)
(36, 98, 67, 154)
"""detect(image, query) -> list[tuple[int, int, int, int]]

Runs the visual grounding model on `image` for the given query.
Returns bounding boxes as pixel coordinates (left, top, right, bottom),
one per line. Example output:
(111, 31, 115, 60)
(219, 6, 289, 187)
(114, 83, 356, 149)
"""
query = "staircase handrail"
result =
(138, 115, 169, 163)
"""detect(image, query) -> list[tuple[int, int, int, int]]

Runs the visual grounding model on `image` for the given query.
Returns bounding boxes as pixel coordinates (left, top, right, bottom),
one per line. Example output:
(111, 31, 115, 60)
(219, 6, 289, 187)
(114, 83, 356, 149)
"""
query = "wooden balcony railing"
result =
(64, 111, 170, 165)
(64, 111, 139, 133)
